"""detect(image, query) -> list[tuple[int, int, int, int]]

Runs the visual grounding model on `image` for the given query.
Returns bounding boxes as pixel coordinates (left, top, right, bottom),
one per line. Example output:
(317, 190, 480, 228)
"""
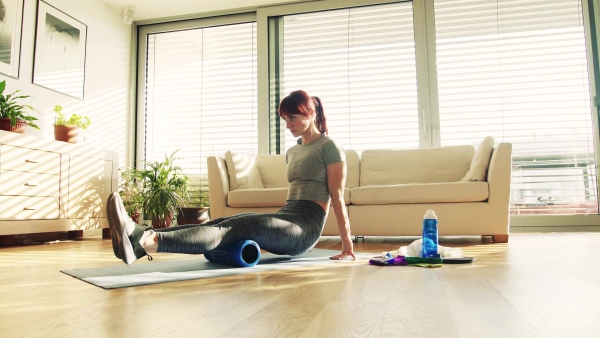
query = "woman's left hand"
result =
(330, 238, 356, 260)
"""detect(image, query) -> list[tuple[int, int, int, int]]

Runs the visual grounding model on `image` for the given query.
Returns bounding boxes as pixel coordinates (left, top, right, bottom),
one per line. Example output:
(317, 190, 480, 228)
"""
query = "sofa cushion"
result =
(360, 145, 475, 186)
(228, 188, 289, 207)
(345, 149, 360, 189)
(225, 151, 264, 190)
(462, 136, 494, 182)
(350, 181, 489, 204)
(255, 154, 288, 188)
(228, 188, 352, 207)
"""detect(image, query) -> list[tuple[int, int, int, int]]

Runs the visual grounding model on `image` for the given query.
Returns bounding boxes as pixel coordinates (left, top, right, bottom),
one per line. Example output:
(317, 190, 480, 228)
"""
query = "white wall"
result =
(1, 0, 132, 167)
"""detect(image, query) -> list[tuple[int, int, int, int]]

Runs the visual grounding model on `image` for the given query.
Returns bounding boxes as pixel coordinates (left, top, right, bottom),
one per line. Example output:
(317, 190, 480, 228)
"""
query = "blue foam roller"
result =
(204, 239, 261, 267)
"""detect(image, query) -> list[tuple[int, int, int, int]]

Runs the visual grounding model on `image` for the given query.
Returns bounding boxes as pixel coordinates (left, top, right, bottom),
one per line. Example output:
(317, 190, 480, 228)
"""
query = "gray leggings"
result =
(155, 200, 326, 256)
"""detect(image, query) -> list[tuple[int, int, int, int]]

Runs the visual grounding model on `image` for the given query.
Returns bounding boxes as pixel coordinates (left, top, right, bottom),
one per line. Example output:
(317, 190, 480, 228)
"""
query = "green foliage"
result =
(0, 80, 40, 129)
(53, 105, 91, 130)
(124, 150, 190, 223)
(186, 176, 210, 207)
(118, 169, 145, 215)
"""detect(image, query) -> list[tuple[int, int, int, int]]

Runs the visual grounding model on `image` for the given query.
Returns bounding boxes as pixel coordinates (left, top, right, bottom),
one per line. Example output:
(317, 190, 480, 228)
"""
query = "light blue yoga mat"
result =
(61, 249, 371, 289)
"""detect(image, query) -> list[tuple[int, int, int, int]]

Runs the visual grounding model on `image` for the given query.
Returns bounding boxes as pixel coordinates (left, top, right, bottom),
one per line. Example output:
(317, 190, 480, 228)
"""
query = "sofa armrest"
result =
(487, 143, 512, 219)
(207, 156, 230, 219)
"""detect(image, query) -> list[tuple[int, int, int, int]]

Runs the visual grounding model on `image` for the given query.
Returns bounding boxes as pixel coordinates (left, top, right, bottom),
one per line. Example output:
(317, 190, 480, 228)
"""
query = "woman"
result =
(108, 90, 356, 265)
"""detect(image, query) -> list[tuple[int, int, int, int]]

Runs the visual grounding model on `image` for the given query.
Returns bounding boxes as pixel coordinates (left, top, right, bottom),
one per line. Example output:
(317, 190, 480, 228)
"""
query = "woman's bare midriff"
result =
(314, 200, 330, 212)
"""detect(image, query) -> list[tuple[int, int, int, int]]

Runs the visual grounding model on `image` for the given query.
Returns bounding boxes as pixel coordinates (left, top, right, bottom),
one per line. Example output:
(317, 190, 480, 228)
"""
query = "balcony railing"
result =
(510, 153, 598, 215)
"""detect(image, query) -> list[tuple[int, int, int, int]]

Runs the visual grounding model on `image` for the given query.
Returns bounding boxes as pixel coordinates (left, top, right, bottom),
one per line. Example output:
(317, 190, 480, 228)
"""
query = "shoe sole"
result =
(108, 192, 147, 265)
(107, 192, 128, 263)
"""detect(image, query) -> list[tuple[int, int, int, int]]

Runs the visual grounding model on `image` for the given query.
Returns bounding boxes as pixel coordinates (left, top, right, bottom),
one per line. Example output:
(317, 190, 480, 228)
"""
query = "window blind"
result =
(145, 22, 257, 207)
(434, 0, 598, 214)
(280, 2, 419, 152)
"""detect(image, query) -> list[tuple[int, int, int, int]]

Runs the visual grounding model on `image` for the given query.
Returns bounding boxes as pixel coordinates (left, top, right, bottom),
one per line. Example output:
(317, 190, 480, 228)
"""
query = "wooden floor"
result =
(0, 232, 599, 337)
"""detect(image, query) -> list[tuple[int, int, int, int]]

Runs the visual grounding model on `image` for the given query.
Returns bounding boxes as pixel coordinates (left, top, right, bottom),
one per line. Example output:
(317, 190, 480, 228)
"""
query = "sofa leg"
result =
(353, 236, 364, 243)
(492, 235, 509, 243)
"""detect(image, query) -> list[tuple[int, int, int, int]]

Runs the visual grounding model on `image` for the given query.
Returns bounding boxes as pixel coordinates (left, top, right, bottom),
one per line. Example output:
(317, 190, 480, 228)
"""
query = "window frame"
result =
(136, 12, 257, 168)
(257, 0, 426, 154)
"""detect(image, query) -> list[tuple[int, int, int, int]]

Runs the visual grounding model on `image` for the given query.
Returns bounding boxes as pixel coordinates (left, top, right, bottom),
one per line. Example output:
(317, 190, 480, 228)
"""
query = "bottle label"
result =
(422, 219, 438, 258)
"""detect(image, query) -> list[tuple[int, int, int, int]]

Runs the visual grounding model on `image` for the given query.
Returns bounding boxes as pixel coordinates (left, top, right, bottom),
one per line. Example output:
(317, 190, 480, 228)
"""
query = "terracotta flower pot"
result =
(152, 211, 173, 229)
(177, 207, 210, 225)
(0, 118, 27, 133)
(54, 125, 80, 143)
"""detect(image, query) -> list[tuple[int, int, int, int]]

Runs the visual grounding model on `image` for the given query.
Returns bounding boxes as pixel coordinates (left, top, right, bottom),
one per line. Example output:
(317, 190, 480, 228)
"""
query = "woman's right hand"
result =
(330, 238, 356, 260)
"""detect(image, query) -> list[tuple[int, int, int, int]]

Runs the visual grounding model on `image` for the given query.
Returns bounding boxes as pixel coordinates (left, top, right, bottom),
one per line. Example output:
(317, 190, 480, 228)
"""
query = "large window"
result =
(434, 0, 597, 214)
(276, 2, 420, 152)
(267, 0, 599, 216)
(143, 21, 257, 206)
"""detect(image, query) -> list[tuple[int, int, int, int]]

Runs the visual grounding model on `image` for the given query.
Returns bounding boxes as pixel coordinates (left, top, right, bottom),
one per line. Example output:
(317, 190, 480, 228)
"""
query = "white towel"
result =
(383, 239, 464, 258)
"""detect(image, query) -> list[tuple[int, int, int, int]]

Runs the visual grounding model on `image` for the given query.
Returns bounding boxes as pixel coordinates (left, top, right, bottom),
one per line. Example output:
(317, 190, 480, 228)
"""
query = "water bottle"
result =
(422, 210, 439, 258)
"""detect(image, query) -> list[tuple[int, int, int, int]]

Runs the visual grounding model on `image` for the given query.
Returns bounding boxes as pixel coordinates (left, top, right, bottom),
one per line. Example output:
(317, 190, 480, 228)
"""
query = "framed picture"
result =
(0, 0, 24, 78)
(33, 0, 87, 99)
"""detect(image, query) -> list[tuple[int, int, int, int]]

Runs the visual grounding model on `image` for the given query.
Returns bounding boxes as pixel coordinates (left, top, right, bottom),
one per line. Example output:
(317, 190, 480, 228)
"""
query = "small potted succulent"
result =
(0, 80, 40, 133)
(53, 105, 91, 143)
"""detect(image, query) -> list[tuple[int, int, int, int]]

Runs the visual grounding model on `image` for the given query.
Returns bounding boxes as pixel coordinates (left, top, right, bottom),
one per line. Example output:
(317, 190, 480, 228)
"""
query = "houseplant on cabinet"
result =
(0, 80, 40, 133)
(129, 151, 191, 229)
(53, 105, 91, 143)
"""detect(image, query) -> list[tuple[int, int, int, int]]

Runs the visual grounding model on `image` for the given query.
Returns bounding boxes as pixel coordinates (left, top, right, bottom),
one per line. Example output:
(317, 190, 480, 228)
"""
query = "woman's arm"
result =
(326, 161, 356, 260)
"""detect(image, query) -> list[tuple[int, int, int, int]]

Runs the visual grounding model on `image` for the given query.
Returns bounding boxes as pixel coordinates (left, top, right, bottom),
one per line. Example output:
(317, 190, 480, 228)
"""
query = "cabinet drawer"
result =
(0, 196, 60, 220)
(0, 145, 61, 175)
(0, 170, 60, 196)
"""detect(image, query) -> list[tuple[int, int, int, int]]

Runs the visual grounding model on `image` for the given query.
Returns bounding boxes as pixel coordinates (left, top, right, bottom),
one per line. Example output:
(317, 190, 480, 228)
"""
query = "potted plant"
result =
(130, 150, 190, 229)
(53, 105, 91, 143)
(177, 206, 210, 225)
(0, 80, 40, 133)
(177, 189, 210, 225)
(118, 169, 144, 224)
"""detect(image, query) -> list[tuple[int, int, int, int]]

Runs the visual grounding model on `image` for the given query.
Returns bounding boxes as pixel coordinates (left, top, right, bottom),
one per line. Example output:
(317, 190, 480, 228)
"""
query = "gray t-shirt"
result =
(286, 134, 346, 203)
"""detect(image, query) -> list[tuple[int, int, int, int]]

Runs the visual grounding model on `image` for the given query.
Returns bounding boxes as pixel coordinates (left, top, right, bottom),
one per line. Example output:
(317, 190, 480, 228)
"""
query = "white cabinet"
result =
(0, 144, 61, 221)
(0, 131, 118, 235)
(67, 155, 111, 219)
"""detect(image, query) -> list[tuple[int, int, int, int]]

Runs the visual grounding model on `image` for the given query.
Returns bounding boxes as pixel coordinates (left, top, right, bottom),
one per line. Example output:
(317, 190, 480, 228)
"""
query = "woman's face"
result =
(281, 113, 313, 138)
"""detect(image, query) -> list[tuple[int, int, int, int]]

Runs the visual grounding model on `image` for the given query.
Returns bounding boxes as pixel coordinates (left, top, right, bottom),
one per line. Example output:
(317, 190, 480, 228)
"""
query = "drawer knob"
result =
(25, 183, 39, 187)
(25, 159, 39, 163)
(23, 207, 36, 211)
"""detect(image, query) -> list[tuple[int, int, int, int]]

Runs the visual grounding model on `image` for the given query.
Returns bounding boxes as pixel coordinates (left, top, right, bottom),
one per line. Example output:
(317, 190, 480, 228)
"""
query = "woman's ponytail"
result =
(313, 96, 328, 134)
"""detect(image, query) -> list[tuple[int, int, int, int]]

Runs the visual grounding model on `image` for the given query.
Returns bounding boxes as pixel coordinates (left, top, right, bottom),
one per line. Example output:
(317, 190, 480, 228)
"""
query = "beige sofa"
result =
(207, 138, 512, 243)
